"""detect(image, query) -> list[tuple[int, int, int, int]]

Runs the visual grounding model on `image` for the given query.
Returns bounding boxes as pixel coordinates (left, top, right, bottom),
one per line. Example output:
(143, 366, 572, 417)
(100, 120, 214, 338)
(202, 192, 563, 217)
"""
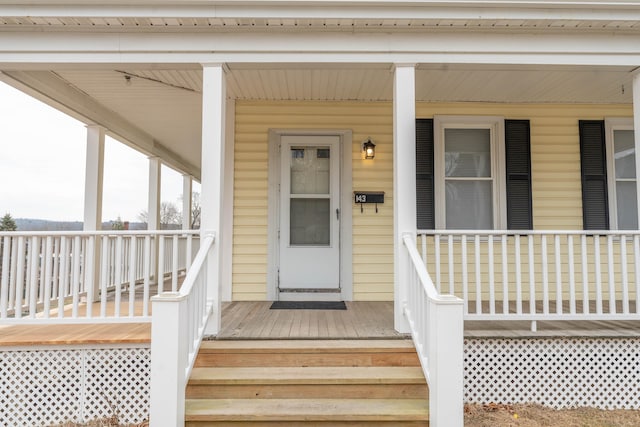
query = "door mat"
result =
(270, 301, 347, 310)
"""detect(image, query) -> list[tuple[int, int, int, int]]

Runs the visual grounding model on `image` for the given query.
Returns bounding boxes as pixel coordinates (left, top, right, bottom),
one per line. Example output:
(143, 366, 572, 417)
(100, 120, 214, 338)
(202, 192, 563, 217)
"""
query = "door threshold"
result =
(278, 288, 342, 302)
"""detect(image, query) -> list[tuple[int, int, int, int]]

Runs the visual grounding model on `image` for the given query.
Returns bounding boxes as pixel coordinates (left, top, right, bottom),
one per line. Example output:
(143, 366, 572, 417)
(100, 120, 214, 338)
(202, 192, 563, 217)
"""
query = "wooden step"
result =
(195, 339, 420, 367)
(186, 366, 427, 399)
(186, 339, 428, 425)
(185, 398, 429, 424)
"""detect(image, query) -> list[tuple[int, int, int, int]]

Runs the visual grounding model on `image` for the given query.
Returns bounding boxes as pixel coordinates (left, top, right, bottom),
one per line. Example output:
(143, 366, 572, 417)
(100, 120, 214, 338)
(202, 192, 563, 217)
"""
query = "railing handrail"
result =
(0, 229, 200, 237)
(402, 233, 442, 301)
(177, 233, 215, 297)
(418, 229, 640, 236)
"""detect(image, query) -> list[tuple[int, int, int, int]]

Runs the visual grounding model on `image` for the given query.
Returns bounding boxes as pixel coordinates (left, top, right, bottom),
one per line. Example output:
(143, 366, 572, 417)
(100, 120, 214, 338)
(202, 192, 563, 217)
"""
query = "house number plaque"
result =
(353, 191, 385, 213)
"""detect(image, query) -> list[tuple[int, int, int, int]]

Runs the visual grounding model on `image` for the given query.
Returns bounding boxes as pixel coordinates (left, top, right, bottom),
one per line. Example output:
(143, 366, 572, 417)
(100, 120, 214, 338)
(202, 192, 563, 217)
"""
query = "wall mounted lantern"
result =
(362, 138, 376, 159)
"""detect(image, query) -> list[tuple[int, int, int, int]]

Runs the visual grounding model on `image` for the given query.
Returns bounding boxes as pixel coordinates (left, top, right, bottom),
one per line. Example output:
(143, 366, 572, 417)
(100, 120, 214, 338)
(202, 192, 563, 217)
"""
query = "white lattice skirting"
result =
(0, 346, 150, 426)
(465, 337, 640, 409)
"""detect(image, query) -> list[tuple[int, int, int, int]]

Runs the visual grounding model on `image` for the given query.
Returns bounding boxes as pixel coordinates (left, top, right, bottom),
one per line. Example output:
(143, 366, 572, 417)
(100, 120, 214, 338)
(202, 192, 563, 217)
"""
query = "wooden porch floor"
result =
(3, 301, 640, 347)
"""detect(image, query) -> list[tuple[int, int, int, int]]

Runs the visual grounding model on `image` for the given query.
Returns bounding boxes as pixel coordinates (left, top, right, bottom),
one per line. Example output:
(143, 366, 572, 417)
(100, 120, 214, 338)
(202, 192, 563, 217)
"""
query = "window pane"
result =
(290, 198, 330, 245)
(614, 130, 636, 179)
(445, 128, 491, 177)
(291, 146, 330, 194)
(445, 180, 493, 229)
(616, 181, 638, 230)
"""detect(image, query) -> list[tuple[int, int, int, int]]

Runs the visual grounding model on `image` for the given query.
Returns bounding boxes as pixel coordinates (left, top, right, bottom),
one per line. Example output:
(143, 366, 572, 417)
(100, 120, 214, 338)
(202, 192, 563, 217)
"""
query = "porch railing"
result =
(402, 233, 463, 427)
(0, 230, 199, 323)
(417, 230, 640, 326)
(149, 232, 215, 426)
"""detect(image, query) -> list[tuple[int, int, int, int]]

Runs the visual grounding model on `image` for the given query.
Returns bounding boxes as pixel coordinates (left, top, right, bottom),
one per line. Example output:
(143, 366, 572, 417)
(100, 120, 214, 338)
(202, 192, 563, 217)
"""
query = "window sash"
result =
(605, 118, 637, 230)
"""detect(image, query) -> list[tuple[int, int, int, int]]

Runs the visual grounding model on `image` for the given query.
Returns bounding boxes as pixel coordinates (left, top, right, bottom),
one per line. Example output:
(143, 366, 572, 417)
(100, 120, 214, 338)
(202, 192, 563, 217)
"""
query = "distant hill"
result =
(15, 218, 148, 231)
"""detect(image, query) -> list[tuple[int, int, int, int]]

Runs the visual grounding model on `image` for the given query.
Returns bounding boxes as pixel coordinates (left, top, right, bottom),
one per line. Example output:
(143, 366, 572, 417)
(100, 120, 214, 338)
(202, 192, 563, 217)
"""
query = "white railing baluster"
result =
(1, 236, 10, 318)
(528, 235, 535, 315)
(58, 237, 68, 318)
(28, 236, 39, 318)
(635, 235, 640, 315)
(129, 236, 137, 317)
(541, 234, 549, 314)
(475, 234, 481, 314)
(515, 234, 522, 315)
(186, 234, 193, 273)
(143, 236, 151, 316)
(421, 234, 427, 265)
(435, 234, 441, 293)
(52, 237, 60, 300)
(568, 235, 576, 315)
(85, 236, 95, 319)
(43, 236, 53, 318)
(488, 234, 495, 315)
(100, 236, 109, 318)
(114, 236, 123, 317)
(607, 235, 616, 314)
(554, 234, 562, 314)
(621, 235, 629, 314)
(38, 238, 45, 304)
(581, 234, 589, 314)
(158, 235, 165, 294)
(461, 235, 468, 315)
(14, 237, 25, 319)
(9, 238, 18, 315)
(448, 234, 454, 295)
(172, 235, 179, 292)
(594, 236, 603, 315)
(502, 234, 508, 315)
(71, 236, 81, 318)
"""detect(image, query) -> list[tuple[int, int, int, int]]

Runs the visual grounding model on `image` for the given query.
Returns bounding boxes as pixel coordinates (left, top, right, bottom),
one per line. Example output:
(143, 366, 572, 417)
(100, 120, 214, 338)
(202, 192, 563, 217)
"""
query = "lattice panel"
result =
(465, 338, 640, 409)
(0, 347, 150, 426)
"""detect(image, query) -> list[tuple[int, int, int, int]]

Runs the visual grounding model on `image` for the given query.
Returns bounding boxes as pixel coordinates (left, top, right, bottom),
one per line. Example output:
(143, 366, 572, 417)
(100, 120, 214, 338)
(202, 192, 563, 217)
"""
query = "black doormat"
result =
(270, 301, 347, 310)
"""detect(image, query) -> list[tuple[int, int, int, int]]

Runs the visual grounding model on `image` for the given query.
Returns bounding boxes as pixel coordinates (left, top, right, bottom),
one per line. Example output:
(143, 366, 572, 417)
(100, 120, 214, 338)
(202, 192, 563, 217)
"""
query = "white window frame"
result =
(434, 115, 507, 230)
(605, 117, 636, 230)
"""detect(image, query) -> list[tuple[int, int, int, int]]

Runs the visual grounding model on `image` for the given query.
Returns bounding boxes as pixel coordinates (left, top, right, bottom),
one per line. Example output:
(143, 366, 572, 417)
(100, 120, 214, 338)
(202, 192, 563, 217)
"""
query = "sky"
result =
(0, 81, 198, 223)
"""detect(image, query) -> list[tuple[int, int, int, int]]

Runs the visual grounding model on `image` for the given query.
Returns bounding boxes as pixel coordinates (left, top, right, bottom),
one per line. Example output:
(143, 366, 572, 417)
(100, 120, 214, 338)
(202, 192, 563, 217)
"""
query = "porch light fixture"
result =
(362, 138, 376, 159)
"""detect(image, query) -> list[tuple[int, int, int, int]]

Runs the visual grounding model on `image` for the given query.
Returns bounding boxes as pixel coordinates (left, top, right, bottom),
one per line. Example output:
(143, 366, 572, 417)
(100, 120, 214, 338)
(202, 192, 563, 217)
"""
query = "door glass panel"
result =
(290, 146, 330, 194)
(445, 181, 493, 229)
(290, 198, 330, 245)
(444, 128, 491, 177)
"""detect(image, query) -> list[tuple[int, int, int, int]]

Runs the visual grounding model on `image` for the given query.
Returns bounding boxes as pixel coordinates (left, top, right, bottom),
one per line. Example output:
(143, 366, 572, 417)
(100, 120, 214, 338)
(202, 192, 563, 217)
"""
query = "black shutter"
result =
(505, 120, 533, 229)
(416, 119, 434, 229)
(579, 120, 609, 230)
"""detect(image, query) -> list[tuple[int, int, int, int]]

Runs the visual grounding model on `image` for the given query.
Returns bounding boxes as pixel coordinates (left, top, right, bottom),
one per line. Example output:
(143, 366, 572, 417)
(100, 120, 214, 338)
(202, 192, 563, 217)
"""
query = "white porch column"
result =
(633, 73, 640, 223)
(182, 174, 192, 230)
(201, 64, 226, 335)
(83, 125, 105, 231)
(147, 157, 162, 230)
(393, 64, 417, 333)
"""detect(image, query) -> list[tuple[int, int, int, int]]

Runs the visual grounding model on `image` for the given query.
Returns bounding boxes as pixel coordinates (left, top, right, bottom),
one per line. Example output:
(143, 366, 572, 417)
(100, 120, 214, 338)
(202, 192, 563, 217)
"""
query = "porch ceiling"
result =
(1, 63, 635, 177)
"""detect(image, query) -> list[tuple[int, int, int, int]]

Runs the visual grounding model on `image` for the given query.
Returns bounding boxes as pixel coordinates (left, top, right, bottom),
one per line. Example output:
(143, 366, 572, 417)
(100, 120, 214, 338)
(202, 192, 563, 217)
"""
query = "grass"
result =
(465, 403, 640, 427)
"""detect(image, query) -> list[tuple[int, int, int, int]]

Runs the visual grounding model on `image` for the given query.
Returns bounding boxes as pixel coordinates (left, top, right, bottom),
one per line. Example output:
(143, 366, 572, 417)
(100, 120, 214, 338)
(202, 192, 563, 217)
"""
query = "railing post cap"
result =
(151, 292, 186, 302)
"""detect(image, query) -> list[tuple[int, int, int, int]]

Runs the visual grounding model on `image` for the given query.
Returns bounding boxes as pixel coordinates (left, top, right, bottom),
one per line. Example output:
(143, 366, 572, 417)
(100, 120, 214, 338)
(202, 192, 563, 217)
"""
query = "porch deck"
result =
(2, 301, 640, 347)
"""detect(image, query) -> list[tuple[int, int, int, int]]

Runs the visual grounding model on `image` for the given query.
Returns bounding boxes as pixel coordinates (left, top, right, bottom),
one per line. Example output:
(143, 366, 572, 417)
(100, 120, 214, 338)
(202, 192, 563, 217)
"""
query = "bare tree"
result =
(138, 201, 182, 229)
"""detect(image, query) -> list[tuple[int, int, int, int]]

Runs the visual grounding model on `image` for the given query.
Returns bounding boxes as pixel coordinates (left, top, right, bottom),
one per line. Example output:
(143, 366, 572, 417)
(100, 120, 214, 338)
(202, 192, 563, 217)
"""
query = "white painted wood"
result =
(100, 236, 108, 318)
(393, 64, 416, 333)
(607, 235, 616, 314)
(221, 98, 235, 302)
(541, 234, 549, 314)
(200, 64, 226, 335)
(581, 234, 589, 314)
(14, 237, 24, 319)
(147, 157, 161, 231)
(501, 234, 508, 315)
(157, 235, 165, 294)
(568, 235, 576, 315)
(448, 234, 454, 294)
(84, 236, 94, 318)
(71, 236, 81, 318)
(182, 174, 192, 230)
(114, 236, 123, 318)
(488, 236, 495, 315)
(475, 234, 482, 314)
(555, 234, 562, 314)
(515, 234, 522, 315)
(9, 239, 17, 316)
(143, 235, 151, 317)
(621, 235, 629, 314)
(83, 125, 105, 232)
(129, 236, 137, 317)
(634, 73, 640, 229)
(172, 235, 179, 292)
(278, 135, 341, 291)
(0, 236, 9, 318)
(461, 235, 468, 315)
(635, 235, 640, 315)
(28, 236, 39, 318)
(435, 234, 441, 293)
(594, 236, 603, 314)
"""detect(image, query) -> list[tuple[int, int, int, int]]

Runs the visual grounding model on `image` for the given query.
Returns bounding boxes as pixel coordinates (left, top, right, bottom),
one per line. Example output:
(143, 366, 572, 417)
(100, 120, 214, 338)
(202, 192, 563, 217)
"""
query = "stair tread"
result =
(189, 366, 426, 385)
(199, 339, 415, 353)
(185, 398, 429, 421)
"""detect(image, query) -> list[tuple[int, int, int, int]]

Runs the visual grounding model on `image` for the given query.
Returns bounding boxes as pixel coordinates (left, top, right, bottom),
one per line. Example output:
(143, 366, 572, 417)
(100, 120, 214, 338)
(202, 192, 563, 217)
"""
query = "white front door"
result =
(279, 135, 341, 291)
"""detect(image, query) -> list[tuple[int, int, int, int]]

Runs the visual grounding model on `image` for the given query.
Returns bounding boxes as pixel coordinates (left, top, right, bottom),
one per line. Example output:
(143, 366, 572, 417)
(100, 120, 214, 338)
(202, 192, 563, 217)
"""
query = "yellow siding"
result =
(233, 101, 633, 301)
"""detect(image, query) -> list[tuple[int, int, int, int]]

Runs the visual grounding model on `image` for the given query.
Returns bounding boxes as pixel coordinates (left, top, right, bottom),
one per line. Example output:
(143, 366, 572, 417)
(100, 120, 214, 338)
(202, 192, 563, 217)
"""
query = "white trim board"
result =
(267, 129, 353, 301)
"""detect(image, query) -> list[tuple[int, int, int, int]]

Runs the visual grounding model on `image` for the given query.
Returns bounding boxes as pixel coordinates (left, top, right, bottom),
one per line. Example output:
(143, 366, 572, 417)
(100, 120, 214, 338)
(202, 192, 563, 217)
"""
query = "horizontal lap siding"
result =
(233, 101, 632, 302)
(233, 101, 393, 301)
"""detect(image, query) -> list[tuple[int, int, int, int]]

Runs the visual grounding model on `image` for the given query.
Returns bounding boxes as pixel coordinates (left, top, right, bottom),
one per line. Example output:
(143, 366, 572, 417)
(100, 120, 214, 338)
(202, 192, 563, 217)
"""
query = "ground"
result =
(464, 403, 640, 426)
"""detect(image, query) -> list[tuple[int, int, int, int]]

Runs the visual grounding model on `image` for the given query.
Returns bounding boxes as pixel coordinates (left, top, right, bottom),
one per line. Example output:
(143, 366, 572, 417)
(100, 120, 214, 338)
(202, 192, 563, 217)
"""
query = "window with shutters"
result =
(434, 116, 507, 230)
(605, 118, 637, 230)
